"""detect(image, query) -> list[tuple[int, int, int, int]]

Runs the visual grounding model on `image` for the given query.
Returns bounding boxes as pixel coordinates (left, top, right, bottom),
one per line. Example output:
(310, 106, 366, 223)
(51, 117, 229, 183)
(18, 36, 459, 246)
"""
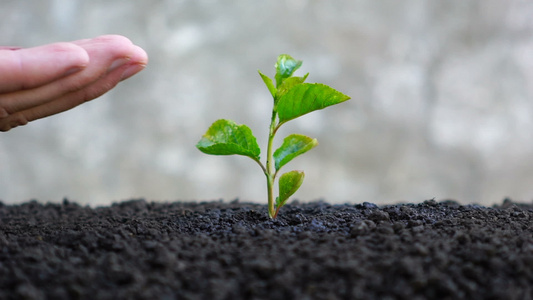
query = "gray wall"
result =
(1, 0, 532, 206)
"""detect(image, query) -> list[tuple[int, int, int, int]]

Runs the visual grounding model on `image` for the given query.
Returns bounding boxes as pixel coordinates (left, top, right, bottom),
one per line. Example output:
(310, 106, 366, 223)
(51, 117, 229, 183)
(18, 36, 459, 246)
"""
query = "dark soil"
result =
(1, 198, 533, 300)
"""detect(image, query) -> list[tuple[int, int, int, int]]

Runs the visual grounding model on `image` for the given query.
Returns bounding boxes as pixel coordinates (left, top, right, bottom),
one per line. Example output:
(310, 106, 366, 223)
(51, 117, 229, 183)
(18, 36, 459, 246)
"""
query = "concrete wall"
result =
(1, 0, 532, 206)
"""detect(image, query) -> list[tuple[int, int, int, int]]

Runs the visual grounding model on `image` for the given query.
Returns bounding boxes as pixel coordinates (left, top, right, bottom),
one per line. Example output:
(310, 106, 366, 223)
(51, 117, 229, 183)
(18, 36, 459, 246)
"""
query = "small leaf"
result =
(274, 73, 309, 104)
(275, 54, 302, 87)
(277, 170, 305, 208)
(196, 119, 260, 160)
(277, 83, 351, 124)
(273, 134, 318, 171)
(258, 71, 276, 98)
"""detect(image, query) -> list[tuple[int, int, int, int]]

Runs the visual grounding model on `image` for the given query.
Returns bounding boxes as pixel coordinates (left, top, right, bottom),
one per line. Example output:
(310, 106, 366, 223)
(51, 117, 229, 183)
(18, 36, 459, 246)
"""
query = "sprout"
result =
(197, 54, 350, 218)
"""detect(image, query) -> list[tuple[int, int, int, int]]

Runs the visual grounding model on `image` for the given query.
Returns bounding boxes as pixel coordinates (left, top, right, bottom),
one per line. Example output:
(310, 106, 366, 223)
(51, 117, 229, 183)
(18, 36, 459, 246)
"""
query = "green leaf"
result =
(275, 54, 302, 87)
(196, 119, 260, 160)
(277, 83, 351, 124)
(258, 71, 276, 98)
(276, 170, 305, 208)
(273, 134, 318, 171)
(274, 73, 309, 104)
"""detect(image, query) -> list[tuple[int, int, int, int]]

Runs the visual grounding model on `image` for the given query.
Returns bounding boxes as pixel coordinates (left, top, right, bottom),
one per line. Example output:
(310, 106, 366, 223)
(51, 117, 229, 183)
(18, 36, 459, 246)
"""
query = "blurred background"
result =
(1, 0, 532, 206)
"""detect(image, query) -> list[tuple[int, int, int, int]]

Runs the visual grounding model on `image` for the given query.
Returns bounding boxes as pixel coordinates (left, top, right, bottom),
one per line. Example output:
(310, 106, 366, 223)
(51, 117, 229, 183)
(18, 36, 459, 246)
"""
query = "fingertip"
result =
(130, 45, 149, 66)
(117, 45, 148, 81)
(120, 63, 146, 81)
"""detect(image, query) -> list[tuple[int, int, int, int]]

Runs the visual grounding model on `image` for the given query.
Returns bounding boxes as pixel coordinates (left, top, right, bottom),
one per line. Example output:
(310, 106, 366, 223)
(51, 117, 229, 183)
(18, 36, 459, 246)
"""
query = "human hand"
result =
(0, 35, 148, 132)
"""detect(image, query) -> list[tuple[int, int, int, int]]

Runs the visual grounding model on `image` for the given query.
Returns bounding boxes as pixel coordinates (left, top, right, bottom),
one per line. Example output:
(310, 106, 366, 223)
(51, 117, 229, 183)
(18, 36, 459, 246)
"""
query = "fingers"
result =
(0, 35, 147, 131)
(0, 36, 139, 115)
(0, 43, 89, 93)
(69, 35, 141, 87)
(16, 44, 148, 125)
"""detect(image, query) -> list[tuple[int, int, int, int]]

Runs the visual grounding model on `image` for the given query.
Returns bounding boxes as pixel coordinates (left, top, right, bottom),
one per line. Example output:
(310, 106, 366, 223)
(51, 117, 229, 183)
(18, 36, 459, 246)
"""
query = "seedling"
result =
(196, 54, 350, 218)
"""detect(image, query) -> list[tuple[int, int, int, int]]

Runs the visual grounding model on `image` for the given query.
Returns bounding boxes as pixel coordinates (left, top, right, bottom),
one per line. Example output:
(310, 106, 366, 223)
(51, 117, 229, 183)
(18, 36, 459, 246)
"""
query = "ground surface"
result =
(1, 199, 532, 300)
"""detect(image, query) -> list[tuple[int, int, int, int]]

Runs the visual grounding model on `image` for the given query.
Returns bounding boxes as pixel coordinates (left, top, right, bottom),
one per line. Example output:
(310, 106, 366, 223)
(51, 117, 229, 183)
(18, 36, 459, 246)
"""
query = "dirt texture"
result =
(1, 198, 532, 300)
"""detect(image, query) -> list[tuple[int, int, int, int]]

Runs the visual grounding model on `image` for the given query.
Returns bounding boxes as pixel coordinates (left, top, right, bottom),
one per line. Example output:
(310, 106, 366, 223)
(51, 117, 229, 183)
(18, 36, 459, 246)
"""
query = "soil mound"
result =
(1, 199, 532, 299)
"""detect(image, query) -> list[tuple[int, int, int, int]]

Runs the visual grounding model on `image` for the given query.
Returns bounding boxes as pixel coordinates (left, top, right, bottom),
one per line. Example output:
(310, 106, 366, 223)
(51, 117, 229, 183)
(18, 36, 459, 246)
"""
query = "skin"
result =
(0, 35, 148, 132)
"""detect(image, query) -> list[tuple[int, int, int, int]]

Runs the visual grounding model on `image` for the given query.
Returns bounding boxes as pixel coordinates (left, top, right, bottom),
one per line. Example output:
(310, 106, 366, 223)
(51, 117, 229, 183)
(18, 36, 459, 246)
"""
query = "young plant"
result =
(196, 54, 350, 218)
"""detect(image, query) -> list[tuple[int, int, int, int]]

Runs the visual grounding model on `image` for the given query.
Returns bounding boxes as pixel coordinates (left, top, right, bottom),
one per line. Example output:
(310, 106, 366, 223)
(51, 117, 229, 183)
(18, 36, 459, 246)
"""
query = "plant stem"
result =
(266, 110, 277, 218)
(273, 206, 281, 219)
(253, 158, 267, 175)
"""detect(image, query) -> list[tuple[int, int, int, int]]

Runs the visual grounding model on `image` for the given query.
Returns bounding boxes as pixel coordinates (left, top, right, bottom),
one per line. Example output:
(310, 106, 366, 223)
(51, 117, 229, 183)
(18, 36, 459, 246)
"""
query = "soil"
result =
(1, 198, 532, 300)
